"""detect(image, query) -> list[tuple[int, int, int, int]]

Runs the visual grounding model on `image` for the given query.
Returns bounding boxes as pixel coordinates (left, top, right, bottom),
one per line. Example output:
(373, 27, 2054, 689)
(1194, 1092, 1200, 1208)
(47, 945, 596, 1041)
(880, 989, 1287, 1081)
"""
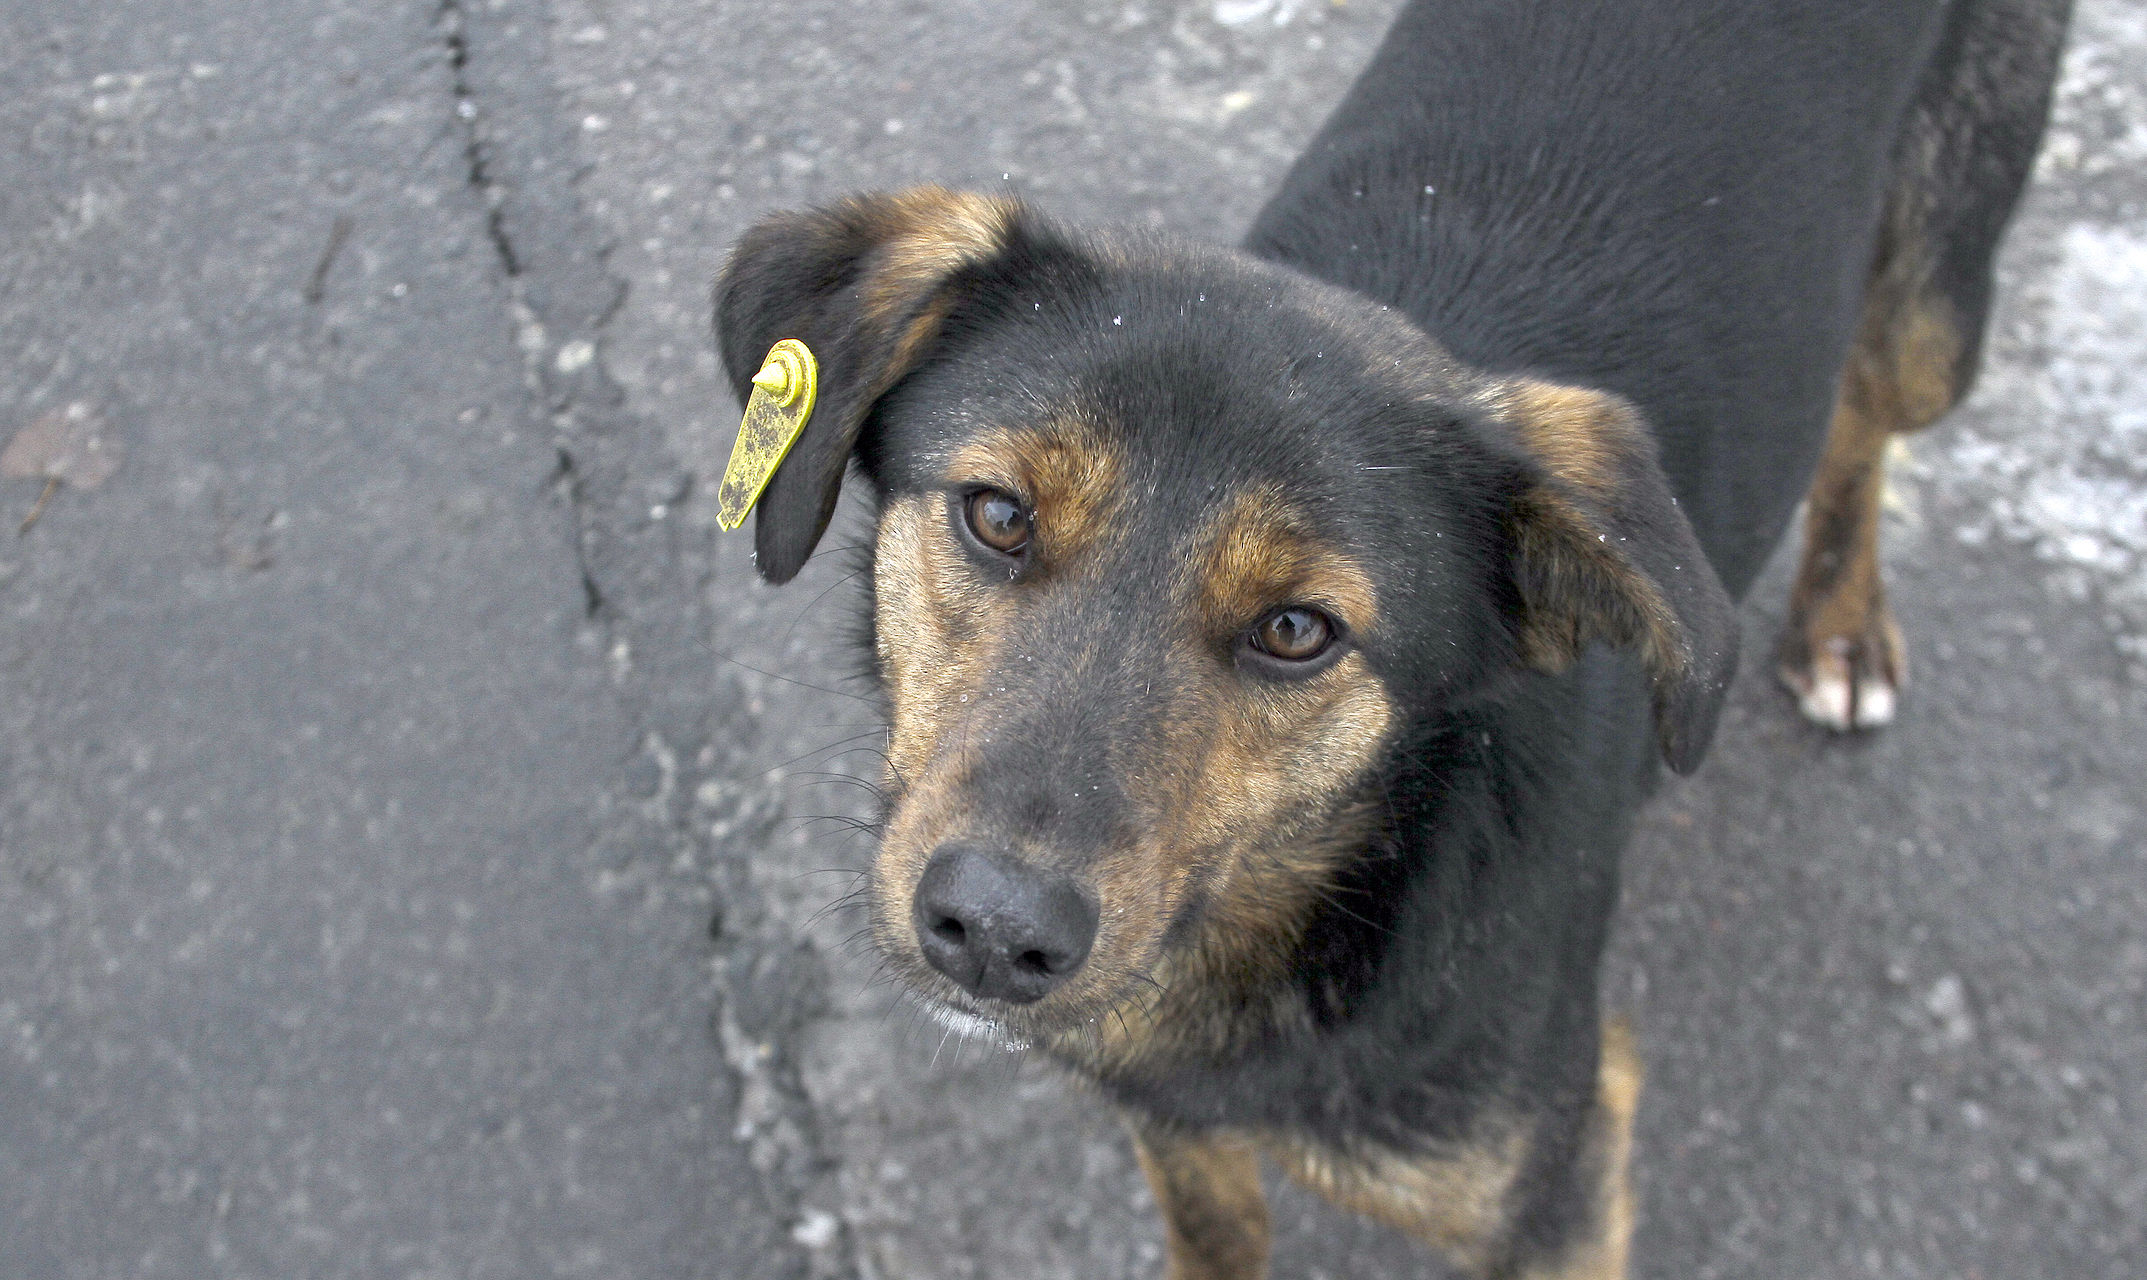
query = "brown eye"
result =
(1251, 607, 1334, 662)
(964, 488, 1030, 555)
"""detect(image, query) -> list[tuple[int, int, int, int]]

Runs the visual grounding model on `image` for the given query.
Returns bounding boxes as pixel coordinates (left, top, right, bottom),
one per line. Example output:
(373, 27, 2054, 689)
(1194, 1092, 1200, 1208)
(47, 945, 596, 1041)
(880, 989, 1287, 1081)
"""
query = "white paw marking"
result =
(1797, 672, 1855, 731)
(1853, 678, 1898, 728)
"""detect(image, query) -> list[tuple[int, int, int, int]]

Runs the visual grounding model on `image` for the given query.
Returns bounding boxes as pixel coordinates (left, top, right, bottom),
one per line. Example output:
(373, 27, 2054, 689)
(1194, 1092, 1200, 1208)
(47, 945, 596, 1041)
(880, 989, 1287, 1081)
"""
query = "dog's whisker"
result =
(791, 770, 890, 801)
(804, 887, 873, 931)
(777, 565, 870, 648)
(716, 653, 879, 706)
(748, 729, 888, 781)
(795, 813, 881, 836)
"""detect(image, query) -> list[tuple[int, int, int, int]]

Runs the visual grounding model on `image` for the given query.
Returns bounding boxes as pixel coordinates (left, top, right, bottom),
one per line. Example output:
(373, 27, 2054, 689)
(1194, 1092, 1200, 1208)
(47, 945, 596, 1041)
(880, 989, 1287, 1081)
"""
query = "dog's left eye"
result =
(1248, 607, 1336, 663)
(964, 488, 1031, 556)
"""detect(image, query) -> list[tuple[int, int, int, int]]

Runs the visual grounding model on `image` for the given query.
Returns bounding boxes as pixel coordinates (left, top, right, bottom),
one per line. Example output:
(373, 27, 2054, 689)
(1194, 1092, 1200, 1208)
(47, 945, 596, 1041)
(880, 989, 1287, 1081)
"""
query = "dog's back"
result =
(1250, 0, 2065, 600)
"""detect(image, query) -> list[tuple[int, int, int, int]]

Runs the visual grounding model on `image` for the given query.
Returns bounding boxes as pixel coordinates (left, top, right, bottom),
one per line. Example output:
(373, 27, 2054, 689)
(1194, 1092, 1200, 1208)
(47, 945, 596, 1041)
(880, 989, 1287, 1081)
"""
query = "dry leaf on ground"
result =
(2, 402, 123, 490)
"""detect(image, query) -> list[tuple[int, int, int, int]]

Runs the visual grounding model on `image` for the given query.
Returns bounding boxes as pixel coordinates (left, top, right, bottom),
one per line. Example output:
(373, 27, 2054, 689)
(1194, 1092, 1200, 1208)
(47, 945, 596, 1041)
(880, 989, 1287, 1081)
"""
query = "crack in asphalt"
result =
(429, 2, 845, 1274)
(546, 444, 607, 617)
(436, 0, 606, 627)
(438, 1, 521, 279)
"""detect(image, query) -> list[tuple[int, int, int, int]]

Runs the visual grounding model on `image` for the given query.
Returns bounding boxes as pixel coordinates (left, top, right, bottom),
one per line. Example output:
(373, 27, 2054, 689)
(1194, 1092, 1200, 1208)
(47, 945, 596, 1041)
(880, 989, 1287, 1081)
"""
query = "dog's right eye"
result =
(1251, 607, 1334, 662)
(1237, 605, 1347, 680)
(963, 488, 1031, 557)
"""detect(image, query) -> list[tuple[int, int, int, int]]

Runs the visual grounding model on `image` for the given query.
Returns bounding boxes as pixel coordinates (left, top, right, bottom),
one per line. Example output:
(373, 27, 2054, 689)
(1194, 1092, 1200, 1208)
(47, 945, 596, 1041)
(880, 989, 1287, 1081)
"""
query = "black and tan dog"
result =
(712, 0, 2067, 1274)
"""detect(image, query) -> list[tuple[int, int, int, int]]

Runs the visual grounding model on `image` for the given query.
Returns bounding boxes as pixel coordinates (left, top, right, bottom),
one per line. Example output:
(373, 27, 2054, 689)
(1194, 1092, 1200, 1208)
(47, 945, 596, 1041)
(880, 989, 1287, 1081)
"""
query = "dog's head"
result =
(716, 188, 1734, 1049)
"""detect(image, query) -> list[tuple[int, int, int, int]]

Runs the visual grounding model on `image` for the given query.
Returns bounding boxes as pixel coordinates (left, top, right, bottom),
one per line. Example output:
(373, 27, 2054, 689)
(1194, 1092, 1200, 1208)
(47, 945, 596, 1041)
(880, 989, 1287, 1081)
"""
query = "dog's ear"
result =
(715, 187, 1021, 584)
(1497, 380, 1739, 773)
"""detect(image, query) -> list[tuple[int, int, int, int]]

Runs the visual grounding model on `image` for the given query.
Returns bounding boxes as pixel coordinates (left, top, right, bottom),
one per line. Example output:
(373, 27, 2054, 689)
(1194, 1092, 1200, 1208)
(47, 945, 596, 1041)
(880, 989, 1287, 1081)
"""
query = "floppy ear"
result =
(1497, 380, 1739, 773)
(714, 187, 1021, 583)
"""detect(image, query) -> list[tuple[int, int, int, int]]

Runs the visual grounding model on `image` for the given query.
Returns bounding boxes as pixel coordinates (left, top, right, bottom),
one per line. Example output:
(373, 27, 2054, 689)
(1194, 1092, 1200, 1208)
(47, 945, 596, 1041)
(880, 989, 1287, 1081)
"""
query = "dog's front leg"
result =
(1127, 1119, 1271, 1280)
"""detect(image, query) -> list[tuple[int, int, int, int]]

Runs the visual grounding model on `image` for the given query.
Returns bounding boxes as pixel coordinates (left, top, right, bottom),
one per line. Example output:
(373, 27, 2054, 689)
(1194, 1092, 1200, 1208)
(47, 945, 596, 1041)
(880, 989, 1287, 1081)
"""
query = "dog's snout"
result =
(913, 844, 1098, 1005)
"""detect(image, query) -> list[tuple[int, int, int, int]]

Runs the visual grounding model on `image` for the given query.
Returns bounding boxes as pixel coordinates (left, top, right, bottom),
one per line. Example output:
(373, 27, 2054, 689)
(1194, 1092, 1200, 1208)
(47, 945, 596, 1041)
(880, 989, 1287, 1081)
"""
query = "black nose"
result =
(912, 844, 1098, 1004)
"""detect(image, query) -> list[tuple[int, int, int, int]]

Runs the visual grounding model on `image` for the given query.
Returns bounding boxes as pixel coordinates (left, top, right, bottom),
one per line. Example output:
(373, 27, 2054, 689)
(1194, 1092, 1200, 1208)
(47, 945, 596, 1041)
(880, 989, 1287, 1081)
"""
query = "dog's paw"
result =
(1778, 608, 1906, 732)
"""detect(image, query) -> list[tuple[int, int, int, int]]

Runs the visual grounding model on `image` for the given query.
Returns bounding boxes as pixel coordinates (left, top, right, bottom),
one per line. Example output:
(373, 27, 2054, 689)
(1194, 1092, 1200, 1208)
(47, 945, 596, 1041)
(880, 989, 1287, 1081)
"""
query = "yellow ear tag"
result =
(716, 338, 819, 530)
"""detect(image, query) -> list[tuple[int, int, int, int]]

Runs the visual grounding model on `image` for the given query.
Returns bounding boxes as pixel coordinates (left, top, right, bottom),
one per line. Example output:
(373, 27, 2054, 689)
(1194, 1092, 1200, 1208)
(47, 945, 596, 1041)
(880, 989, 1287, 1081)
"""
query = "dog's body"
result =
(714, 1, 2068, 1275)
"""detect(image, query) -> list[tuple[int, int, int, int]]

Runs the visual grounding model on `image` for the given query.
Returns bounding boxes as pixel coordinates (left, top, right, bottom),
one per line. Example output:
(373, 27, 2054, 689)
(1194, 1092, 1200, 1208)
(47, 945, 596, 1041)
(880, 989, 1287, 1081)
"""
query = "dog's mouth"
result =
(911, 992, 1033, 1051)
(877, 899, 1170, 1049)
(899, 958, 1187, 1057)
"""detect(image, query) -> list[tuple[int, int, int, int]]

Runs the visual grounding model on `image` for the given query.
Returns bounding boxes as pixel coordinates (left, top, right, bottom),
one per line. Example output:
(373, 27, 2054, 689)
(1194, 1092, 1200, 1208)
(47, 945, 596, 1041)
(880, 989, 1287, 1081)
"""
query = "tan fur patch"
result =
(1497, 381, 1690, 690)
(868, 493, 1016, 939)
(1877, 293, 1962, 430)
(1856, 211, 1965, 435)
(1509, 489, 1685, 684)
(1568, 1018, 1642, 1280)
(1502, 380, 1644, 501)
(1268, 1128, 1526, 1277)
(1066, 788, 1379, 1068)
(1786, 391, 1891, 639)
(1261, 1022, 1642, 1280)
(1504, 1019, 1644, 1280)
(1033, 624, 1395, 1058)
(1150, 485, 1392, 978)
(947, 417, 1127, 570)
(859, 187, 1020, 333)
(1130, 1124, 1272, 1280)
(1780, 259, 1962, 718)
(1188, 484, 1381, 642)
(833, 188, 1021, 427)
(1160, 651, 1393, 902)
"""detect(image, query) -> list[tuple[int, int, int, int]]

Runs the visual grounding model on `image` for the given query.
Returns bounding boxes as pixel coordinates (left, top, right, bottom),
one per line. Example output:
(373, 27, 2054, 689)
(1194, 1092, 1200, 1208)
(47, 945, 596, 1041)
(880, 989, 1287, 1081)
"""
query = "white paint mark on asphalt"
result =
(791, 1207, 840, 1249)
(556, 337, 597, 373)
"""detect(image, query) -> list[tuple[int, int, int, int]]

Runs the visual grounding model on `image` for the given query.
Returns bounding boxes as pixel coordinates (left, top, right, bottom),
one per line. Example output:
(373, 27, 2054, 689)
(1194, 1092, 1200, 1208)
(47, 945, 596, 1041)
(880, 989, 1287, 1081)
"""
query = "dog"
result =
(711, 0, 2068, 1274)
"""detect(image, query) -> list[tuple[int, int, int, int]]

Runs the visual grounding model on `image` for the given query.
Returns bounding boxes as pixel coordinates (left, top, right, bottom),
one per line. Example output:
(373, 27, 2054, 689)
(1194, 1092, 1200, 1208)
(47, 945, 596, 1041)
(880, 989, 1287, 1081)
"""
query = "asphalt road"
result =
(2, 2, 2141, 1279)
